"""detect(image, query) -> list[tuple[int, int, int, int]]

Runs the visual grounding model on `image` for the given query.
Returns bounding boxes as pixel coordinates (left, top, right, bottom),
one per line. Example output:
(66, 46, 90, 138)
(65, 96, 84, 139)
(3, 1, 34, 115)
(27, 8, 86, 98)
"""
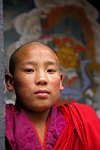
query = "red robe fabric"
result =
(53, 102, 100, 150)
(6, 102, 100, 150)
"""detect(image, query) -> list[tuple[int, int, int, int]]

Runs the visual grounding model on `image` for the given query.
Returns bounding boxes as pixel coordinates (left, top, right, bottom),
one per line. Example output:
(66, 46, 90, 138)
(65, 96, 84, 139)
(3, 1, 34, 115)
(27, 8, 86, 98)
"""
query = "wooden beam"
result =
(0, 0, 5, 149)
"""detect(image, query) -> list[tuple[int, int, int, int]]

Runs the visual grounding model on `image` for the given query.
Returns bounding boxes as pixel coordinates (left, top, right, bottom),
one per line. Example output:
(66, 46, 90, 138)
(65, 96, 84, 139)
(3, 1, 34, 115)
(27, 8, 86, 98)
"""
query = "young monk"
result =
(5, 41, 100, 150)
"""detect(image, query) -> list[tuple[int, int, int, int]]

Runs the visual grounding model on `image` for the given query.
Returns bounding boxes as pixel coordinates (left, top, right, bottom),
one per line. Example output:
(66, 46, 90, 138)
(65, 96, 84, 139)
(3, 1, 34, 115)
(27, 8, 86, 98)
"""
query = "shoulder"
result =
(6, 104, 15, 132)
(6, 104, 14, 125)
(6, 104, 16, 150)
(6, 103, 14, 109)
(59, 103, 100, 149)
(59, 102, 100, 123)
(67, 102, 97, 116)
(59, 102, 96, 115)
(6, 104, 13, 113)
(65, 102, 100, 125)
(68, 103, 100, 148)
(6, 104, 14, 117)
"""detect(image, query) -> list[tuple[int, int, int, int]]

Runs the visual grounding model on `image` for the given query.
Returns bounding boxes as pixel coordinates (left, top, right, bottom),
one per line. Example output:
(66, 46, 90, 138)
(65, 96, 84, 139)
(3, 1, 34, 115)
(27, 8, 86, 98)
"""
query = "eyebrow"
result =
(22, 61, 37, 66)
(46, 61, 58, 66)
(22, 61, 58, 66)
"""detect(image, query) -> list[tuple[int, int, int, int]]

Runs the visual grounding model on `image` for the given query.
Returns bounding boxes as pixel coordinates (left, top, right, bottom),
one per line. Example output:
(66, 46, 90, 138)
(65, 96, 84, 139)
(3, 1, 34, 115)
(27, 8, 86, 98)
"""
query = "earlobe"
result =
(5, 73, 15, 92)
(60, 73, 64, 91)
(60, 85, 64, 91)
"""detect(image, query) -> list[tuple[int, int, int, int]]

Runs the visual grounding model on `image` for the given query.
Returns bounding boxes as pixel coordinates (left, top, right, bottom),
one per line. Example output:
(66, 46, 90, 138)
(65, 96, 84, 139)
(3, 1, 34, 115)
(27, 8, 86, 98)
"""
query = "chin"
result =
(32, 104, 52, 112)
(36, 107, 50, 112)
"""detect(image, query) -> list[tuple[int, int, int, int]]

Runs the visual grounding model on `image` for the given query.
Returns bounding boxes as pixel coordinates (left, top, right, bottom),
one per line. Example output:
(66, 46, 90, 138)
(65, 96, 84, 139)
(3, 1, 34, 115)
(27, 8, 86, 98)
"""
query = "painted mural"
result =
(4, 0, 100, 117)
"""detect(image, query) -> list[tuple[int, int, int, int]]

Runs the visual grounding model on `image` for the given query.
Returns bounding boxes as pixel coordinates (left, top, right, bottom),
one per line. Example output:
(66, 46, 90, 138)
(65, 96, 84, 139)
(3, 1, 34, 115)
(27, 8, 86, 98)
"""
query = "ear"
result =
(5, 73, 15, 92)
(60, 73, 64, 91)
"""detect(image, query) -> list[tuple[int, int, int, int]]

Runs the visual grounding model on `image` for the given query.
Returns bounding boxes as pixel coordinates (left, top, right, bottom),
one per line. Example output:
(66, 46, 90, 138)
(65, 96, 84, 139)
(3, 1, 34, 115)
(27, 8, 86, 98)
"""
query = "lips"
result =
(35, 89, 50, 98)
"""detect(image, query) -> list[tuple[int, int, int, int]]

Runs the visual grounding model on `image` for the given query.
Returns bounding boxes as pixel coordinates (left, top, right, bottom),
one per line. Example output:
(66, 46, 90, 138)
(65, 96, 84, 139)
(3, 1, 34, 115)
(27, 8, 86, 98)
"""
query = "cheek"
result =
(14, 79, 32, 101)
(14, 79, 25, 88)
(50, 77, 61, 91)
(50, 78, 61, 103)
(15, 75, 32, 86)
(14, 77, 30, 94)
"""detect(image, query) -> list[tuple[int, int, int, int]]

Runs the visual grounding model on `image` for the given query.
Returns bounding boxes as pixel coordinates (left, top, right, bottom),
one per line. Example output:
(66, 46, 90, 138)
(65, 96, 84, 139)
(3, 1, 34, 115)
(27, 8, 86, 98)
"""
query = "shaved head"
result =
(9, 41, 59, 76)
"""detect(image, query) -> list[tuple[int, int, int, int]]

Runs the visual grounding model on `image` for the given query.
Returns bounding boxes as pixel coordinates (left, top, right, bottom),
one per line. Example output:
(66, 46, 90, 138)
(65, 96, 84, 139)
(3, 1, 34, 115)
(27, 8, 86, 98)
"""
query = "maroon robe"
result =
(6, 102, 100, 150)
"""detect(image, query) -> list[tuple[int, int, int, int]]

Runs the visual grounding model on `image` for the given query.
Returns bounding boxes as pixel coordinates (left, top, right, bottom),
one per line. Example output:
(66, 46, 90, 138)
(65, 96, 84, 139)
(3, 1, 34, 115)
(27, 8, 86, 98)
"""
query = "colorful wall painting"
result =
(4, 0, 100, 117)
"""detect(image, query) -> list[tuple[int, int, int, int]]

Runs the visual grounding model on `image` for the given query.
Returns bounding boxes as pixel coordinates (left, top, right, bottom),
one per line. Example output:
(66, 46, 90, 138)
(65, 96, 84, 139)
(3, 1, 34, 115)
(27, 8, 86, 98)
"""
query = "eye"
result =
(25, 69, 34, 73)
(47, 69, 56, 73)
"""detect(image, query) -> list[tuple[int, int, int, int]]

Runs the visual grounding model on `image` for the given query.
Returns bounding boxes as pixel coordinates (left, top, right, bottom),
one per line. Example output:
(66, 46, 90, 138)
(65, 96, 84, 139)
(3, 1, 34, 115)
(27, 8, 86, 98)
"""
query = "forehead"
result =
(16, 44, 59, 65)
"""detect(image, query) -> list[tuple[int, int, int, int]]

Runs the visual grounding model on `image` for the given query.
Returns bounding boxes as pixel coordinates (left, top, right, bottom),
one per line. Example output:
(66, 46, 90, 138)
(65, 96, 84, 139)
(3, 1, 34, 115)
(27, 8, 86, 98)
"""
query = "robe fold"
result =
(53, 102, 100, 150)
(6, 102, 100, 150)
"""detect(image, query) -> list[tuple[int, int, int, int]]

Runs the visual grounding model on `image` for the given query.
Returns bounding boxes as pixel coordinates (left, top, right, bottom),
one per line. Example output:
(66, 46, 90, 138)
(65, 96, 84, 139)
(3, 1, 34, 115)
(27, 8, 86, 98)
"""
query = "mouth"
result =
(35, 89, 50, 98)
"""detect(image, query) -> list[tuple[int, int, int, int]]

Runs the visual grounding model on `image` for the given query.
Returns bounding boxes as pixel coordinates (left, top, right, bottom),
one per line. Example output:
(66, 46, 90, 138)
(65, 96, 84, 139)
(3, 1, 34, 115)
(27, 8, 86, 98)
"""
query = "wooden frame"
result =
(0, 0, 5, 149)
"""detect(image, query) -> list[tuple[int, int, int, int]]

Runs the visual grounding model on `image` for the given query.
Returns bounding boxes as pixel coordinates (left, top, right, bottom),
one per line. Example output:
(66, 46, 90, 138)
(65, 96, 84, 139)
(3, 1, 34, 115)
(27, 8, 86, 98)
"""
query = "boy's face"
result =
(8, 44, 64, 112)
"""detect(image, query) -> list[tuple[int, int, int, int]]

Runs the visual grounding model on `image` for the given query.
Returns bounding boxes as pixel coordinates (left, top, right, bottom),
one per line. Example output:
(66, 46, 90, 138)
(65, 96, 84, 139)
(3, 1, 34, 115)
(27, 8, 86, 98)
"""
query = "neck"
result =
(24, 108, 51, 126)
(16, 101, 51, 125)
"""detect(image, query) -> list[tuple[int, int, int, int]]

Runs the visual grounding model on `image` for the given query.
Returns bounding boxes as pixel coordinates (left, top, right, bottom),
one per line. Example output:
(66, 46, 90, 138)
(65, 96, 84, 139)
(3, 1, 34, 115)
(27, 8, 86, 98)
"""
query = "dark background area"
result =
(87, 0, 100, 11)
(87, 0, 100, 23)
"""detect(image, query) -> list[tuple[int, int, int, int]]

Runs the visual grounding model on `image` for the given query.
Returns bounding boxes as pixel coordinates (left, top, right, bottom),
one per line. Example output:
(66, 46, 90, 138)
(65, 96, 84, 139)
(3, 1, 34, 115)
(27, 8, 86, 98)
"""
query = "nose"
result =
(35, 71, 47, 85)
